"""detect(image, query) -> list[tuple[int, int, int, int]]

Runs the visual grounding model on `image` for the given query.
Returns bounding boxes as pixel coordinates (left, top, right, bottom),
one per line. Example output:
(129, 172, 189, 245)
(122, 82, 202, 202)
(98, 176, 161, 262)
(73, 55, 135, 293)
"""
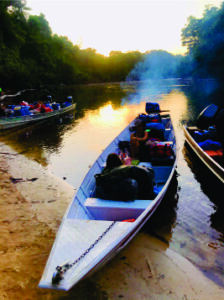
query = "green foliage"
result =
(0, 0, 146, 89)
(2, 0, 224, 90)
(181, 3, 224, 79)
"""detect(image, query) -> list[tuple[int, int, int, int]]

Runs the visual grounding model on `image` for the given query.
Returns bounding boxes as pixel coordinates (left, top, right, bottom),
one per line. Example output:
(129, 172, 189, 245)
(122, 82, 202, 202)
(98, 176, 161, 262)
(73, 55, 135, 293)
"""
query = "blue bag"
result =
(198, 139, 222, 150)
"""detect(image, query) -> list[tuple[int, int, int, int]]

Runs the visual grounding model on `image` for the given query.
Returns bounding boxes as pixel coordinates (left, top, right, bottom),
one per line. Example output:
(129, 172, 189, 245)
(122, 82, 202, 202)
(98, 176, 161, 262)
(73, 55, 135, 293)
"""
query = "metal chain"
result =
(52, 220, 116, 285)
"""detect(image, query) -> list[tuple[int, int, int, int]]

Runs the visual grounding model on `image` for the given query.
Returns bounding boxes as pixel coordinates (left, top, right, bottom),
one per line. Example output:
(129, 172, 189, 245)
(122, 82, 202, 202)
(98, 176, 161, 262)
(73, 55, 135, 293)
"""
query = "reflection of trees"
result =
(183, 143, 224, 240)
(210, 209, 224, 244)
(142, 171, 179, 245)
(0, 114, 76, 166)
(177, 79, 224, 126)
(1, 83, 127, 167)
(51, 83, 127, 120)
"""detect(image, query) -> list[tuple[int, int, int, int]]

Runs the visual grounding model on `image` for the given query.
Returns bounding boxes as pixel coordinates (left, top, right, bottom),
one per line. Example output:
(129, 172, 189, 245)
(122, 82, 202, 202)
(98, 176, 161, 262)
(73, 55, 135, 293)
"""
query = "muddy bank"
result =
(0, 142, 223, 299)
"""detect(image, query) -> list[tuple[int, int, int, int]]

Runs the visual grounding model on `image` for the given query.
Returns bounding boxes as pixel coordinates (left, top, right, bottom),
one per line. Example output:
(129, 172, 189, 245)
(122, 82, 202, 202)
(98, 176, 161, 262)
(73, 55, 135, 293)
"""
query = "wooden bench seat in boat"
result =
(84, 198, 153, 221)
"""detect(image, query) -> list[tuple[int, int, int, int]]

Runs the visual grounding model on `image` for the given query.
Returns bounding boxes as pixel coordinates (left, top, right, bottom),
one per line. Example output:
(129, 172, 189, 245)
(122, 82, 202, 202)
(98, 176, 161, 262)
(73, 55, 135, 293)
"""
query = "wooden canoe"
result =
(39, 107, 177, 291)
(0, 103, 76, 131)
(183, 125, 224, 184)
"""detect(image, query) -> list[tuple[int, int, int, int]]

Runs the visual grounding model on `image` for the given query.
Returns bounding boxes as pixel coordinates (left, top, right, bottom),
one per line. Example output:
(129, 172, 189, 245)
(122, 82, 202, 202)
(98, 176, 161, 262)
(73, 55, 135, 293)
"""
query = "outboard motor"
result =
(145, 102, 160, 114)
(196, 103, 219, 129)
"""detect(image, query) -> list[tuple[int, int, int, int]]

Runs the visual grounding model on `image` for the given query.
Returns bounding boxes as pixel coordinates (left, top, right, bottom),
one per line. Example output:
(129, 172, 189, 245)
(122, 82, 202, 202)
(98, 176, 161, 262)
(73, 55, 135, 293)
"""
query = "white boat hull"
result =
(39, 112, 177, 290)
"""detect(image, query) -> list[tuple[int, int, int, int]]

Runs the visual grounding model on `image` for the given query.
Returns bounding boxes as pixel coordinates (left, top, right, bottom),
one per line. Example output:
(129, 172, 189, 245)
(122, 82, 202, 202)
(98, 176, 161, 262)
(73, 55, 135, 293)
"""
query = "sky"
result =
(25, 0, 223, 56)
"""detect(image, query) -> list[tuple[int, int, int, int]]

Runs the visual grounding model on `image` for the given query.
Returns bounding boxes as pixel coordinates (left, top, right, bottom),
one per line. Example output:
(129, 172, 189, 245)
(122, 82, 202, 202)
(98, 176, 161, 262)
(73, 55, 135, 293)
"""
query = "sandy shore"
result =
(0, 142, 223, 299)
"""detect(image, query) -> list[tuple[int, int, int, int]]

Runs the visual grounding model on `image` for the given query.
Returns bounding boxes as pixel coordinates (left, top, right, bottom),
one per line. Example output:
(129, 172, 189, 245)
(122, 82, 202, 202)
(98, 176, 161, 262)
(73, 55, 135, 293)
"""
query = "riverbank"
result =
(0, 142, 223, 299)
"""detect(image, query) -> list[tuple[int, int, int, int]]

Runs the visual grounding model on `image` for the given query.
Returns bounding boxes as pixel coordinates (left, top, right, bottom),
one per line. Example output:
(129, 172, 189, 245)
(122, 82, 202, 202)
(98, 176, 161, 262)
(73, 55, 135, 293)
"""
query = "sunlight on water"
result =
(46, 101, 146, 188)
(96, 103, 127, 125)
(1, 80, 224, 293)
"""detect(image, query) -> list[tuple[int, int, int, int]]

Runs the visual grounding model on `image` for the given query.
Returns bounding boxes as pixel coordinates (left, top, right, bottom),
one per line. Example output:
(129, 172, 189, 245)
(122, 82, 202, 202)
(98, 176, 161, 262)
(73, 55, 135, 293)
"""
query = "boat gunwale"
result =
(183, 125, 224, 183)
(0, 103, 76, 130)
(39, 112, 177, 290)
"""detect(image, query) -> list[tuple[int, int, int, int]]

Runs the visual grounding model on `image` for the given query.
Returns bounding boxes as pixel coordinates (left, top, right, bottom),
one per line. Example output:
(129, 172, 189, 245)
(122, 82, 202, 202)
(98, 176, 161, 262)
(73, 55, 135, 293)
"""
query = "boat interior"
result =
(84, 165, 173, 221)
(186, 126, 223, 166)
(67, 113, 176, 223)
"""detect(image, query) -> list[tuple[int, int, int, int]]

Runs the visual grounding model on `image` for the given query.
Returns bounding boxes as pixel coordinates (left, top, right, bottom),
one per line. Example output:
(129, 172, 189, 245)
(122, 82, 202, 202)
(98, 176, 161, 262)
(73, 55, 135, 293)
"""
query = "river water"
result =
(1, 79, 224, 294)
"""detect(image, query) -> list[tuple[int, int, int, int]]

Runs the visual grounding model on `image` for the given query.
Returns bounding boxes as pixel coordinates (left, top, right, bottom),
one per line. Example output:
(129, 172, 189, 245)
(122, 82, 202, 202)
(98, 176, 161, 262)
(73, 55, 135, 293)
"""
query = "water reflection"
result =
(91, 103, 129, 127)
(120, 79, 184, 105)
(57, 82, 127, 114)
(1, 79, 224, 290)
(183, 143, 224, 285)
(183, 143, 224, 237)
(142, 171, 179, 245)
(0, 112, 76, 166)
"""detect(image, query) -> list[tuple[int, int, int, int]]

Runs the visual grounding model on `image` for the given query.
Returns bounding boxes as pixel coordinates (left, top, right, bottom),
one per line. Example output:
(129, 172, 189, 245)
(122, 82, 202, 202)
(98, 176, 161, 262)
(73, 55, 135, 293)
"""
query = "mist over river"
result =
(1, 79, 224, 298)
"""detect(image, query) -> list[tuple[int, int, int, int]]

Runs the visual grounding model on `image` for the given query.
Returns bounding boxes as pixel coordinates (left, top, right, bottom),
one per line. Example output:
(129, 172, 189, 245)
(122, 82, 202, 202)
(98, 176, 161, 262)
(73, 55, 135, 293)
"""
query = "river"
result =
(1, 79, 224, 297)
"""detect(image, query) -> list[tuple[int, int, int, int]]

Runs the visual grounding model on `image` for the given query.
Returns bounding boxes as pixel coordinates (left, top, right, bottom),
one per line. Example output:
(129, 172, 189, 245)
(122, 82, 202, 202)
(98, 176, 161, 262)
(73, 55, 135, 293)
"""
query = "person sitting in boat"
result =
(130, 119, 148, 159)
(95, 153, 155, 200)
(103, 153, 123, 173)
(0, 103, 6, 117)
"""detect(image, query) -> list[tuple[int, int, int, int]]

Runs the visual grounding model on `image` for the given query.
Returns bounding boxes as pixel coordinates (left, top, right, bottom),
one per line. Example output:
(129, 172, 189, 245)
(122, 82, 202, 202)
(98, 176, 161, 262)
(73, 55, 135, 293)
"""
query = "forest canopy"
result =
(181, 2, 224, 79)
(1, 0, 224, 90)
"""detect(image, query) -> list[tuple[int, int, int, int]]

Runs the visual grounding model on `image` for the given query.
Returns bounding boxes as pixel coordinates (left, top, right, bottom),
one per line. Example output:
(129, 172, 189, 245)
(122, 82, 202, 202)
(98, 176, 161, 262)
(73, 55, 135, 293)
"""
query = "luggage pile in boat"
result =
(190, 104, 224, 164)
(93, 102, 175, 203)
(0, 95, 73, 118)
(183, 104, 224, 183)
(190, 128, 223, 164)
(128, 104, 175, 166)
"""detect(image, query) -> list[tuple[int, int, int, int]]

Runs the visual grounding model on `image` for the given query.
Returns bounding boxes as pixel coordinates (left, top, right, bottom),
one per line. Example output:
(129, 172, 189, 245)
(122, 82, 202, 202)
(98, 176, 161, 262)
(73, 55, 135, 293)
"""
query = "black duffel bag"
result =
(95, 165, 155, 200)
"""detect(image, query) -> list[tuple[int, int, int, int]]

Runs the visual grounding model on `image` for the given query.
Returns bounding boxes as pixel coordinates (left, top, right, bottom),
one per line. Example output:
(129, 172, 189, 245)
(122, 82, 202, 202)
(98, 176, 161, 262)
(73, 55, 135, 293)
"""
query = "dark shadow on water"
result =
(0, 112, 76, 166)
(183, 143, 223, 205)
(183, 142, 224, 242)
(141, 170, 179, 245)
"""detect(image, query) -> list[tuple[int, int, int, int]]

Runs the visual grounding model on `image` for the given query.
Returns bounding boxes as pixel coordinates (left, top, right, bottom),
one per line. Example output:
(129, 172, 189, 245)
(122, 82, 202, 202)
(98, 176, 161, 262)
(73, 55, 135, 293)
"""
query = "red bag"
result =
(204, 149, 223, 163)
(148, 142, 173, 158)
